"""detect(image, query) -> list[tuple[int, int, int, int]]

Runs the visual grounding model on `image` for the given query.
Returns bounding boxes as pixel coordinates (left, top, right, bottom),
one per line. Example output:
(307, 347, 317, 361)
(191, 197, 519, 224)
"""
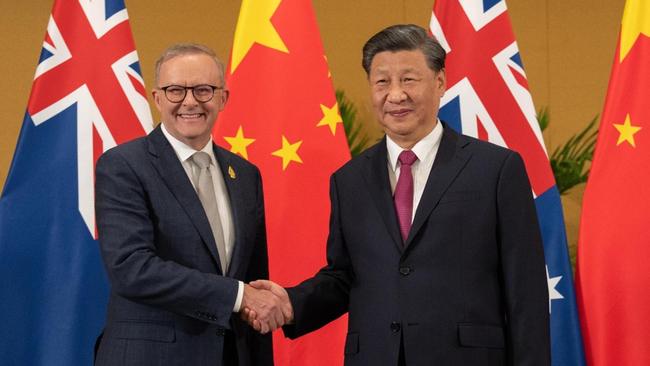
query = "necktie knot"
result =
(192, 151, 211, 169)
(398, 150, 418, 167)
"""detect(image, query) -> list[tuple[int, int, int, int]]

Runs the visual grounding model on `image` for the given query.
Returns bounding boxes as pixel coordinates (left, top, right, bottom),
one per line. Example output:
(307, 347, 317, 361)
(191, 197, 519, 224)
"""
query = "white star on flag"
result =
(546, 265, 564, 313)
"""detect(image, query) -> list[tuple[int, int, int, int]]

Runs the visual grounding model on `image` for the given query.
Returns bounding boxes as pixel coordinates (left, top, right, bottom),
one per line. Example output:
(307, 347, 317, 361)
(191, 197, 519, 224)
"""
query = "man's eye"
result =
(167, 87, 184, 95)
(195, 87, 212, 95)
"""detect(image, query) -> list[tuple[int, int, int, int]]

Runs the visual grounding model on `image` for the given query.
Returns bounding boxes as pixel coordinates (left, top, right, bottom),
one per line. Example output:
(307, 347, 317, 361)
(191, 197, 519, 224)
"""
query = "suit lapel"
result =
(213, 146, 246, 278)
(405, 125, 472, 247)
(146, 126, 224, 273)
(362, 139, 404, 252)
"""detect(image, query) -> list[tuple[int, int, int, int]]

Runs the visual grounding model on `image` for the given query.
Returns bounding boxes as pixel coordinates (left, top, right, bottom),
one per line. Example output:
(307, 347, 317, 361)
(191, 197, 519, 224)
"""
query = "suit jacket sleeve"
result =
(283, 174, 352, 338)
(497, 151, 551, 366)
(95, 148, 239, 329)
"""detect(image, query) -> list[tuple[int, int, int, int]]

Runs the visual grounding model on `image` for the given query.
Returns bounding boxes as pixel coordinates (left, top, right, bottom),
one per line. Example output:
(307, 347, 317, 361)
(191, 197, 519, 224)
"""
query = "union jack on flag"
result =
(0, 0, 151, 364)
(431, 1, 586, 365)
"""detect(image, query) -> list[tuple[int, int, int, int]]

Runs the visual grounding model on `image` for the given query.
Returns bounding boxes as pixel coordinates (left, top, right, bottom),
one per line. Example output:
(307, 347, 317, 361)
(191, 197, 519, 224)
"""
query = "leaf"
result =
(336, 89, 372, 157)
(546, 113, 599, 194)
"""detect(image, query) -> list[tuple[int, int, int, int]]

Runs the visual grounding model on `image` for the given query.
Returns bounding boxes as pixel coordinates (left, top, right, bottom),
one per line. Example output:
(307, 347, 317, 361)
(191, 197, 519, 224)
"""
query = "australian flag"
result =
(431, 1, 586, 365)
(0, 0, 151, 364)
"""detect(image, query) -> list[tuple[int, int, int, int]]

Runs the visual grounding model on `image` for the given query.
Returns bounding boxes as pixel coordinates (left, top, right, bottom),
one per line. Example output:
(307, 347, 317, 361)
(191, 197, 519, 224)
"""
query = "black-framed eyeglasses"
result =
(159, 84, 224, 103)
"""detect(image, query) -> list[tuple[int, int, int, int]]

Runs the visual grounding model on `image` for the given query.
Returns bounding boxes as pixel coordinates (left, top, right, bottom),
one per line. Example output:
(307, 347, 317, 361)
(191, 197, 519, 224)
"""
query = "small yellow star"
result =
(613, 114, 642, 147)
(271, 135, 303, 170)
(231, 0, 289, 73)
(224, 126, 256, 160)
(316, 102, 342, 135)
(619, 0, 650, 61)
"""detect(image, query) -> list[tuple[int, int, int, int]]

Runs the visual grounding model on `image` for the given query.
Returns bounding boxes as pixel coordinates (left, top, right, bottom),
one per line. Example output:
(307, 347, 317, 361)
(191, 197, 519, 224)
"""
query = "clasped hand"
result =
(240, 280, 293, 334)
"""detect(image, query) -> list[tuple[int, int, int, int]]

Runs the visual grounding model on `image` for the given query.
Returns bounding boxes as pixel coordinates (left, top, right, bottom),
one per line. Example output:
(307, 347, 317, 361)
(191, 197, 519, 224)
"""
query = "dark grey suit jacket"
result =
(284, 125, 550, 366)
(94, 126, 272, 366)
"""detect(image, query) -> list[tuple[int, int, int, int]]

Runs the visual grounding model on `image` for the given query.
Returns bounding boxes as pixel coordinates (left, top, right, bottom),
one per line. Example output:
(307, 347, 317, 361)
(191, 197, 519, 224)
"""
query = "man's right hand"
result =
(241, 280, 293, 334)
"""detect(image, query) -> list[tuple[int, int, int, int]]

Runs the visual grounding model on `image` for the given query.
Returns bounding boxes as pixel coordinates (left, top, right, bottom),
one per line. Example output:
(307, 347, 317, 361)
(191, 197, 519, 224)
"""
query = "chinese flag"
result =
(576, 0, 650, 365)
(214, 0, 349, 365)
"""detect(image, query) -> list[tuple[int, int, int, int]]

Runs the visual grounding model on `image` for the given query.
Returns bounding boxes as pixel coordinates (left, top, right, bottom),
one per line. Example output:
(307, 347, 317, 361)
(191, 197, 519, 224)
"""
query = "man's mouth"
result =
(387, 109, 412, 118)
(177, 113, 204, 120)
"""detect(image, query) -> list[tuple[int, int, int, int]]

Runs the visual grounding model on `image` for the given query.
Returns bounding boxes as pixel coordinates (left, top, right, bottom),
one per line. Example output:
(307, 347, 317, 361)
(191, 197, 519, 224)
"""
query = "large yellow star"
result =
(619, 0, 650, 61)
(223, 126, 256, 160)
(316, 102, 342, 135)
(271, 135, 303, 170)
(230, 0, 289, 73)
(613, 114, 642, 147)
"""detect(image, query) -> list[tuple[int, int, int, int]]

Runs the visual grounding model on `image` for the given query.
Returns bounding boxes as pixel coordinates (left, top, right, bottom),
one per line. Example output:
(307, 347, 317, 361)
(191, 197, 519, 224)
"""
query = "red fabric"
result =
(214, 0, 350, 364)
(394, 150, 417, 242)
(576, 8, 650, 366)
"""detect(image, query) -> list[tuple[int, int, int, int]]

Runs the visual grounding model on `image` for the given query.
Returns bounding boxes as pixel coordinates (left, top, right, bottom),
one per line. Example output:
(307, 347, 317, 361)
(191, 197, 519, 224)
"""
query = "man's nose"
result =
(386, 84, 407, 103)
(182, 89, 199, 105)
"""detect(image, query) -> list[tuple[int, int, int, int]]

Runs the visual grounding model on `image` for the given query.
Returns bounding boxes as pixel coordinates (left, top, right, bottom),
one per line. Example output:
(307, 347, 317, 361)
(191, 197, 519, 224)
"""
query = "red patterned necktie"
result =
(394, 150, 418, 243)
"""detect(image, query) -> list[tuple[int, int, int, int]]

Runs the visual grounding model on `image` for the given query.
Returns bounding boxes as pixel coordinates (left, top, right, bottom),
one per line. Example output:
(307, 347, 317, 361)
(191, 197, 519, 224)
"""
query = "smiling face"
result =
(368, 49, 446, 149)
(152, 53, 228, 150)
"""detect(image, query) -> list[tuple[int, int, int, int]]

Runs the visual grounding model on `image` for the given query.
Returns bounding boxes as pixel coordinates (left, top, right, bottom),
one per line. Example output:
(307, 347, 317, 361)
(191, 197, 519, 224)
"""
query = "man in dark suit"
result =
(94, 44, 286, 366)
(247, 25, 550, 365)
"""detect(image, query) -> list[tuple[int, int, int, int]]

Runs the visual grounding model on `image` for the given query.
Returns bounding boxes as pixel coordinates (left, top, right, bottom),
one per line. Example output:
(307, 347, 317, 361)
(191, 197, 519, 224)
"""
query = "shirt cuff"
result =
(233, 280, 244, 312)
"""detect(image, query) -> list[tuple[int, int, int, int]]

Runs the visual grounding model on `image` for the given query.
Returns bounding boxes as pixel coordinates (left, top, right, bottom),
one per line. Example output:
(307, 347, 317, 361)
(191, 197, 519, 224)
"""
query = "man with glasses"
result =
(94, 43, 284, 366)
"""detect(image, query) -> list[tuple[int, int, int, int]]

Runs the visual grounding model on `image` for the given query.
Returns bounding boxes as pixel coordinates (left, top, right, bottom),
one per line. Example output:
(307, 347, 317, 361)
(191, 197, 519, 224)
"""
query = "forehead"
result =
(158, 53, 222, 84)
(369, 49, 430, 74)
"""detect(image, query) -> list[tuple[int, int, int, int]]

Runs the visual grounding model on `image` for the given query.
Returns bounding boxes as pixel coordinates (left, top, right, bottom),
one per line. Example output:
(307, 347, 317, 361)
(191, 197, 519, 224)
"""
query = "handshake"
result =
(240, 280, 293, 334)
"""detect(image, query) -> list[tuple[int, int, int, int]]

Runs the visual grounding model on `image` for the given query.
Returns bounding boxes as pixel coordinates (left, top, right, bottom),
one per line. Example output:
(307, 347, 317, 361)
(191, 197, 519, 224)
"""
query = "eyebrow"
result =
(371, 67, 421, 76)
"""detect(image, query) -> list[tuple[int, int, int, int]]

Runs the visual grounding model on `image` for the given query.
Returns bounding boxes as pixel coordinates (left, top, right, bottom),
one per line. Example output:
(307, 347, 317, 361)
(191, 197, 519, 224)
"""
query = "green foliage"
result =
(537, 106, 550, 132)
(538, 108, 599, 195)
(336, 89, 371, 157)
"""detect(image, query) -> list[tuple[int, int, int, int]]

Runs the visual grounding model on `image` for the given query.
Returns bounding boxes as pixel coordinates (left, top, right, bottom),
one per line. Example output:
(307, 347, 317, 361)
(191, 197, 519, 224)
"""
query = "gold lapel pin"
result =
(228, 166, 236, 179)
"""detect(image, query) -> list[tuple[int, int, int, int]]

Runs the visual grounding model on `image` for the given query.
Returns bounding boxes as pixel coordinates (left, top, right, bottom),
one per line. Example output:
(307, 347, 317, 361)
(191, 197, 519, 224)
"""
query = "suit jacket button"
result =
(399, 266, 411, 275)
(390, 322, 401, 333)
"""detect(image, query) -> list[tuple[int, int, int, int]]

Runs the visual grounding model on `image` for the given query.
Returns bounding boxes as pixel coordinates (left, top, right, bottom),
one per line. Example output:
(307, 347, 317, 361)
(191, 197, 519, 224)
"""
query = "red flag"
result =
(214, 0, 349, 364)
(576, 0, 650, 365)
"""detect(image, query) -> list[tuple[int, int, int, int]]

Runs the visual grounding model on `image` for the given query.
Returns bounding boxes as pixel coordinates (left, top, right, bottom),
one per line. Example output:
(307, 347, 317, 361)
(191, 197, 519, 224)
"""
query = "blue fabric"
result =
(535, 187, 587, 366)
(104, 0, 125, 19)
(483, 0, 502, 12)
(0, 108, 108, 365)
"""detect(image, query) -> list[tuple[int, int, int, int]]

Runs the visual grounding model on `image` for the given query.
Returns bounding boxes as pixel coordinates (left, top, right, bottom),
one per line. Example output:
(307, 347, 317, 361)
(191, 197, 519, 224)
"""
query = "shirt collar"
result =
(386, 120, 443, 171)
(160, 123, 216, 165)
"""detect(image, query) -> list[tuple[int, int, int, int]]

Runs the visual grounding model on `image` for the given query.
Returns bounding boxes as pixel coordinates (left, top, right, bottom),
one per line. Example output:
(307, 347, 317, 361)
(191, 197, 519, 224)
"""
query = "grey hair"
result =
(154, 43, 225, 85)
(362, 24, 446, 75)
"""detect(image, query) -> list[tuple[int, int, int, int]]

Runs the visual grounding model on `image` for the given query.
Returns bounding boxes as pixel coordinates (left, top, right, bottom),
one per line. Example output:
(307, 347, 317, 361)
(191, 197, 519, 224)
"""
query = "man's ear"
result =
(152, 88, 163, 111)
(436, 68, 447, 91)
(220, 89, 230, 110)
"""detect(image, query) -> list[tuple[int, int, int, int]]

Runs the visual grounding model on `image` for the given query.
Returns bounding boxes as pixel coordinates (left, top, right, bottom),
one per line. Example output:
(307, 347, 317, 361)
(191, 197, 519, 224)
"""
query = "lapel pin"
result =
(228, 166, 236, 179)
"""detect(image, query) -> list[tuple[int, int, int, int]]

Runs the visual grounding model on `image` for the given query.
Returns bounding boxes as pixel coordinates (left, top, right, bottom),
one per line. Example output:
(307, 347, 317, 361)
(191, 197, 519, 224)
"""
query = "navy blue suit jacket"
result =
(94, 126, 272, 366)
(284, 125, 550, 366)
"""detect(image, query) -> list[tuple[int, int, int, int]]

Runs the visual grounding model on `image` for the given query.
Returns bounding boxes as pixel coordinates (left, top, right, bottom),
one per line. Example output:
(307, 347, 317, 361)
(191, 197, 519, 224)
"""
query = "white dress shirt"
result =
(386, 121, 444, 221)
(161, 124, 244, 312)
